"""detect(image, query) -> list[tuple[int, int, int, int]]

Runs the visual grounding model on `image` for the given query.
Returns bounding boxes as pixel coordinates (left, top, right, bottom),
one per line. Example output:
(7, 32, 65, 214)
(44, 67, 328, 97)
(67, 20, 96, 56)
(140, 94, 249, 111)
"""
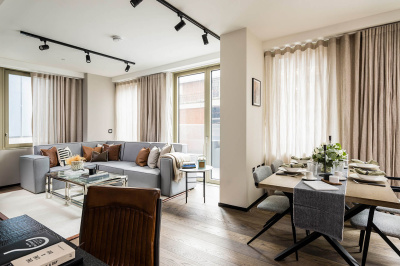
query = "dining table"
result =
(258, 171, 400, 266)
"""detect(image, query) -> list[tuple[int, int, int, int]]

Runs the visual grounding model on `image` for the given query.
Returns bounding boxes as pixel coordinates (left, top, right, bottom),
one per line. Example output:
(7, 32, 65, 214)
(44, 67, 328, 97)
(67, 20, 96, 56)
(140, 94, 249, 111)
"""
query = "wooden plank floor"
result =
(1, 184, 399, 265)
(160, 184, 400, 266)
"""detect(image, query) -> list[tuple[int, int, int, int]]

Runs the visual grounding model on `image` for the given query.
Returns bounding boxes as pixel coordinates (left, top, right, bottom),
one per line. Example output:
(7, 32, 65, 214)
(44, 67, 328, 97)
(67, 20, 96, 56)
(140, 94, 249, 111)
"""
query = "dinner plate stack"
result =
(349, 173, 387, 182)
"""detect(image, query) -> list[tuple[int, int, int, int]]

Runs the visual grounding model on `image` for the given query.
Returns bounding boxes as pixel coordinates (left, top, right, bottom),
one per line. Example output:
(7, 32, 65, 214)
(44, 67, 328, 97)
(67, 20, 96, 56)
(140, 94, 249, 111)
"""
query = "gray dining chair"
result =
(350, 176, 400, 263)
(248, 166, 298, 260)
(271, 159, 283, 173)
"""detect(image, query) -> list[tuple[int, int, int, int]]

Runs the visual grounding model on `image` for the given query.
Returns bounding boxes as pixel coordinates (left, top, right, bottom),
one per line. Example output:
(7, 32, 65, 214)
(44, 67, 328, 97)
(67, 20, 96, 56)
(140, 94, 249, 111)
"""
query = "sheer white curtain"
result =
(265, 40, 340, 163)
(32, 73, 83, 145)
(115, 80, 139, 141)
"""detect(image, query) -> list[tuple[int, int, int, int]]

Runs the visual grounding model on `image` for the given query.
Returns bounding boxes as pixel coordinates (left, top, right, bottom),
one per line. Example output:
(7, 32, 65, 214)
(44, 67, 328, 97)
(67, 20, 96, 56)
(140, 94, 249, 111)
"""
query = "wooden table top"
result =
(258, 173, 400, 209)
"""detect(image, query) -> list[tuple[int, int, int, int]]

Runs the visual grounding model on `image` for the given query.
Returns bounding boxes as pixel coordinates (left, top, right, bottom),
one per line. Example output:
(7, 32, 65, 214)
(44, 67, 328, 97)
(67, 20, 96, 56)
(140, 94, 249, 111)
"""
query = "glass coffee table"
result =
(45, 171, 128, 208)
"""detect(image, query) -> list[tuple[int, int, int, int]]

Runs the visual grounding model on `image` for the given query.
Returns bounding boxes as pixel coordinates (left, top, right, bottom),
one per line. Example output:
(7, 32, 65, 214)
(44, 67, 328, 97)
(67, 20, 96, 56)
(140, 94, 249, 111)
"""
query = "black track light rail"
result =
(20, 31, 136, 65)
(155, 0, 220, 40)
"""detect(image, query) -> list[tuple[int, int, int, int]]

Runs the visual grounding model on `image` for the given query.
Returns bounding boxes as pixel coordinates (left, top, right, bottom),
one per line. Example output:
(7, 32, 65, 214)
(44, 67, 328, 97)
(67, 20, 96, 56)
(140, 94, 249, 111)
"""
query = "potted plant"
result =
(312, 143, 347, 174)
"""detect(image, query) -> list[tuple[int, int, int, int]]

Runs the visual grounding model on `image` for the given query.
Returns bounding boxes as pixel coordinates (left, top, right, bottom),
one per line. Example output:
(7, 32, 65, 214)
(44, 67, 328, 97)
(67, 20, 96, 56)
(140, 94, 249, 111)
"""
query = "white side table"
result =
(179, 165, 213, 203)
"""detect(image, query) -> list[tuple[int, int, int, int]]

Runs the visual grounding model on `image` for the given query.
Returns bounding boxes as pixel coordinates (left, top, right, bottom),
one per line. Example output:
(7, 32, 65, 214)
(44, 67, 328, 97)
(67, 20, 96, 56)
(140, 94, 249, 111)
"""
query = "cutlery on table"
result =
(352, 179, 386, 187)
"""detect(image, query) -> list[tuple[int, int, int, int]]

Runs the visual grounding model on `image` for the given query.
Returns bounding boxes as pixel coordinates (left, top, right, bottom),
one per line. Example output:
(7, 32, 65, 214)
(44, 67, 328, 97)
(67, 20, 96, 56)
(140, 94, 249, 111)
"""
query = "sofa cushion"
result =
(123, 166, 161, 189)
(124, 166, 160, 176)
(40, 147, 59, 168)
(147, 146, 160, 169)
(35, 142, 82, 157)
(91, 151, 108, 162)
(136, 148, 150, 167)
(96, 161, 137, 175)
(106, 141, 125, 160)
(103, 144, 121, 161)
(82, 146, 102, 161)
(122, 142, 151, 162)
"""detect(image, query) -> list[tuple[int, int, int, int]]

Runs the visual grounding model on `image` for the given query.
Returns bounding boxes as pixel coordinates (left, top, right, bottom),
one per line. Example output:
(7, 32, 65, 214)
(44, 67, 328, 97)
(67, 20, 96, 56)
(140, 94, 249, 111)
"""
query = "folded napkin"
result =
(281, 163, 306, 168)
(354, 168, 386, 176)
(351, 159, 379, 166)
(291, 156, 311, 160)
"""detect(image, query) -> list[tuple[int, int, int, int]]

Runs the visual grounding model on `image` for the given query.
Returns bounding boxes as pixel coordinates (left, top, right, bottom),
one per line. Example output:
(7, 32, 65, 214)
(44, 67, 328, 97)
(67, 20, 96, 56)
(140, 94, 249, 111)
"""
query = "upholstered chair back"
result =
(80, 186, 161, 266)
(271, 159, 284, 173)
(252, 166, 273, 187)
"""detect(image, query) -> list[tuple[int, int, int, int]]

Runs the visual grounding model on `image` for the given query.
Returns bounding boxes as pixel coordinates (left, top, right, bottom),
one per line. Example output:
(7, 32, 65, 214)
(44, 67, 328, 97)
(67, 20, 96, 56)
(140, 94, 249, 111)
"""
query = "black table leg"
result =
(185, 172, 188, 204)
(275, 231, 322, 261)
(323, 235, 359, 266)
(361, 206, 376, 266)
(203, 171, 205, 203)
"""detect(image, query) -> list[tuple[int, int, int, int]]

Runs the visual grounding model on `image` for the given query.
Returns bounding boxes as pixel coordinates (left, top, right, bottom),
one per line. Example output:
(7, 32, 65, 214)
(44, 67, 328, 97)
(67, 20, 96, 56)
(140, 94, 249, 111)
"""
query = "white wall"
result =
(83, 73, 115, 141)
(220, 28, 265, 208)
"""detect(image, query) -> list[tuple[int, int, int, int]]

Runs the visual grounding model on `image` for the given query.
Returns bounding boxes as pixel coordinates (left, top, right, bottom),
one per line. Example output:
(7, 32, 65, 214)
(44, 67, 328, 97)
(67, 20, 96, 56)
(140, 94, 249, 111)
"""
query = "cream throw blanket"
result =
(160, 152, 191, 182)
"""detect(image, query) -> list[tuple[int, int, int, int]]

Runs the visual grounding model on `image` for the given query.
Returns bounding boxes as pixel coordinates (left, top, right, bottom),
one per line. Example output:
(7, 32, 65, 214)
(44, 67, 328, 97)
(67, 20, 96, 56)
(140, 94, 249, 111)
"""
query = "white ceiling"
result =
(0, 0, 399, 77)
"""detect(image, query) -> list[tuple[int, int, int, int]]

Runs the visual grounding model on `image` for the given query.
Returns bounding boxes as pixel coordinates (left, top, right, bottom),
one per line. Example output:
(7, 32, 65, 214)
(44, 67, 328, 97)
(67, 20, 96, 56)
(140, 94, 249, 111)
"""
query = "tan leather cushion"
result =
(40, 146, 59, 168)
(91, 151, 108, 162)
(82, 146, 102, 161)
(136, 148, 151, 167)
(103, 144, 121, 161)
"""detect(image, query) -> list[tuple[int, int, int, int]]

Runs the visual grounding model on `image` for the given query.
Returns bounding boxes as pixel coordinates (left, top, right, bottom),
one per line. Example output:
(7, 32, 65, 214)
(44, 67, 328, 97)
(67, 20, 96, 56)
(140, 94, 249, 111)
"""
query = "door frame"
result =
(173, 65, 220, 184)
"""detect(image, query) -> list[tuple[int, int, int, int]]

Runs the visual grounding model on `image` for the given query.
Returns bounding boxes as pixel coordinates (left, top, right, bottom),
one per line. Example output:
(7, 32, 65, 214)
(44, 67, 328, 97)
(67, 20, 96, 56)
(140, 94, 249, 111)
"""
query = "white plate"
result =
(349, 173, 387, 182)
(302, 177, 318, 181)
(349, 163, 380, 170)
(283, 167, 305, 173)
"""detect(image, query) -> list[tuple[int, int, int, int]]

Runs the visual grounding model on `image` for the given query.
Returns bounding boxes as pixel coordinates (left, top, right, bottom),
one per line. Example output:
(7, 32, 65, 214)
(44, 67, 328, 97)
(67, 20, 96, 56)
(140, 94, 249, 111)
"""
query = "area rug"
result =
(0, 188, 182, 239)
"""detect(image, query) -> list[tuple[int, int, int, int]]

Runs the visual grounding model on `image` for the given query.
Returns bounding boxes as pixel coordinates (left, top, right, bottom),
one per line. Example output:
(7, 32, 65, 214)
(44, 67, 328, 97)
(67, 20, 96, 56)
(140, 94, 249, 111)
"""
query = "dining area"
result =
(248, 141, 400, 266)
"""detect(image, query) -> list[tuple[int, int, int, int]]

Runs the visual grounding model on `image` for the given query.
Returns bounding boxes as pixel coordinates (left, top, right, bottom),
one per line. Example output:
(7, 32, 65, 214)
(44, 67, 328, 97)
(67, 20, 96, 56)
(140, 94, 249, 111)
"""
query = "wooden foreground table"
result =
(258, 173, 400, 266)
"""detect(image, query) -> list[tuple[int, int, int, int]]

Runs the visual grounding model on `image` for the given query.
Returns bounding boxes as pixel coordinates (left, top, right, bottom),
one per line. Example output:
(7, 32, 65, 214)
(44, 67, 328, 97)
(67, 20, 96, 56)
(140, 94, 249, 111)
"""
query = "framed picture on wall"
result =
(252, 78, 261, 106)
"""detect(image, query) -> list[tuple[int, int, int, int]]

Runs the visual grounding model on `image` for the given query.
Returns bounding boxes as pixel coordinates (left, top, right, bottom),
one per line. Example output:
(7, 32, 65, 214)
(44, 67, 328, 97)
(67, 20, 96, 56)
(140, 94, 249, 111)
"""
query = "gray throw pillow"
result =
(157, 144, 175, 168)
(148, 146, 160, 169)
(91, 151, 108, 162)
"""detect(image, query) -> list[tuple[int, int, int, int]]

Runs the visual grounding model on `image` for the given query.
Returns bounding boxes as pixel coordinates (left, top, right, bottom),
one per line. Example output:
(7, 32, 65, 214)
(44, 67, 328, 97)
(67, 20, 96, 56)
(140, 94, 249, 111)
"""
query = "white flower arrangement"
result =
(312, 143, 347, 169)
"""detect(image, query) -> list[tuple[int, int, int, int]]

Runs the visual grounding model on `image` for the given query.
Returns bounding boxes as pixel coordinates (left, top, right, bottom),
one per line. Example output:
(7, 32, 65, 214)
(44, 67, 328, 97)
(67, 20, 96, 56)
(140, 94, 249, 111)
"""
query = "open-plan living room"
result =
(0, 0, 400, 265)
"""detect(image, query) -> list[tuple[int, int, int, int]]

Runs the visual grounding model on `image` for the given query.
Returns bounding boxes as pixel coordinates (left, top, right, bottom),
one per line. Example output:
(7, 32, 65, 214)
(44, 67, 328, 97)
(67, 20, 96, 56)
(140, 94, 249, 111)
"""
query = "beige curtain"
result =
(138, 73, 166, 142)
(32, 73, 83, 145)
(265, 40, 341, 163)
(347, 22, 400, 183)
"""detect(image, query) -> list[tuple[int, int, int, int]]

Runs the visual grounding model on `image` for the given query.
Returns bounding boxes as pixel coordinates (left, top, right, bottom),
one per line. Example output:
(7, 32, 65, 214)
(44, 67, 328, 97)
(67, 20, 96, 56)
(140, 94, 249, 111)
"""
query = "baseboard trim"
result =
(218, 192, 268, 212)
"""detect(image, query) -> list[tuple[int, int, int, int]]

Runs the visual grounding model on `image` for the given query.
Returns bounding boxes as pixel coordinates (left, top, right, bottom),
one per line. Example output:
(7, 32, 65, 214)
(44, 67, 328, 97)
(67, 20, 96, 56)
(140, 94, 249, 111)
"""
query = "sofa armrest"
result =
(160, 158, 174, 196)
(20, 155, 50, 194)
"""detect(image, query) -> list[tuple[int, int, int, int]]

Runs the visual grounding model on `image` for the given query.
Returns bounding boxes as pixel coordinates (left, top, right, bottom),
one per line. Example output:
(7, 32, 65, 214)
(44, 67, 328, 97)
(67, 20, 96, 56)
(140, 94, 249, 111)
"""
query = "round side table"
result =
(179, 165, 213, 203)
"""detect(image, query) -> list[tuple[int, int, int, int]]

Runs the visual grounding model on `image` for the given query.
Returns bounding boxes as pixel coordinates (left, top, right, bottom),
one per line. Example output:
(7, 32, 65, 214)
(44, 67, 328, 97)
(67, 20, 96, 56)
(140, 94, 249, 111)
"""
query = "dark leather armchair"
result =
(80, 186, 162, 266)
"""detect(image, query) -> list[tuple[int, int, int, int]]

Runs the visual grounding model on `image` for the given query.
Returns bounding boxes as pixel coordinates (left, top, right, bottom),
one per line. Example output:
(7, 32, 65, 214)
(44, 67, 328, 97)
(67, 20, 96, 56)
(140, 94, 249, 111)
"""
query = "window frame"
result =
(2, 68, 33, 149)
(173, 64, 220, 184)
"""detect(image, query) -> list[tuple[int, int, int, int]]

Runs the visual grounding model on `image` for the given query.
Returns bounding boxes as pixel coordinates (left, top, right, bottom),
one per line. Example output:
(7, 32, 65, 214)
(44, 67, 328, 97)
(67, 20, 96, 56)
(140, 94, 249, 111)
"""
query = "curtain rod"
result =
(266, 20, 399, 53)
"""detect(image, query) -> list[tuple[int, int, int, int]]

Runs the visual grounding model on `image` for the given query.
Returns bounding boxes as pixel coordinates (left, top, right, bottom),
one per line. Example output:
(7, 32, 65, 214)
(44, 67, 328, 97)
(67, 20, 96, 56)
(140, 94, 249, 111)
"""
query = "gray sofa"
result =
(19, 141, 195, 197)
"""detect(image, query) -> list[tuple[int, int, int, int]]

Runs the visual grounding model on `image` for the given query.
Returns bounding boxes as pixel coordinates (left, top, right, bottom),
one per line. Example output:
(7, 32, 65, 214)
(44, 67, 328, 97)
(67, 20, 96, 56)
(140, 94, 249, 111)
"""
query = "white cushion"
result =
(148, 146, 160, 169)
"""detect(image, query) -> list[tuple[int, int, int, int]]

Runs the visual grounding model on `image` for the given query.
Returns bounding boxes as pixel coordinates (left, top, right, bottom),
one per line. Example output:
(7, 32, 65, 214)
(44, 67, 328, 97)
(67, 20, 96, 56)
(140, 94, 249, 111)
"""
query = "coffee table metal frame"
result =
(45, 171, 128, 208)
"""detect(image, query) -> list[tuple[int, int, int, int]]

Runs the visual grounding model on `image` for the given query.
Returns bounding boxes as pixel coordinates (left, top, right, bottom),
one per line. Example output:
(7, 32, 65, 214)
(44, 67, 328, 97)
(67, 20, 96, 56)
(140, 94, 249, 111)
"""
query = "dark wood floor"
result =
(1, 184, 399, 265)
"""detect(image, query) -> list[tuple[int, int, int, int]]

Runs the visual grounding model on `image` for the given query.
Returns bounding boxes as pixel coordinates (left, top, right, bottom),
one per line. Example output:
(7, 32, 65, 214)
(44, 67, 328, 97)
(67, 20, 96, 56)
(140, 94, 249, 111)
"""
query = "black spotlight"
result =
(130, 0, 143, 8)
(39, 40, 49, 51)
(202, 31, 209, 45)
(86, 52, 91, 63)
(174, 15, 186, 31)
(125, 63, 130, 72)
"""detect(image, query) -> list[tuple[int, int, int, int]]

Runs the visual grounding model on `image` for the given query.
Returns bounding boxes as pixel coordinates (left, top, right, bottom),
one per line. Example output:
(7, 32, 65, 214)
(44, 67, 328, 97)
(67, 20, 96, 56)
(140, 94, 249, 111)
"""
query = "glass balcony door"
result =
(174, 65, 220, 184)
